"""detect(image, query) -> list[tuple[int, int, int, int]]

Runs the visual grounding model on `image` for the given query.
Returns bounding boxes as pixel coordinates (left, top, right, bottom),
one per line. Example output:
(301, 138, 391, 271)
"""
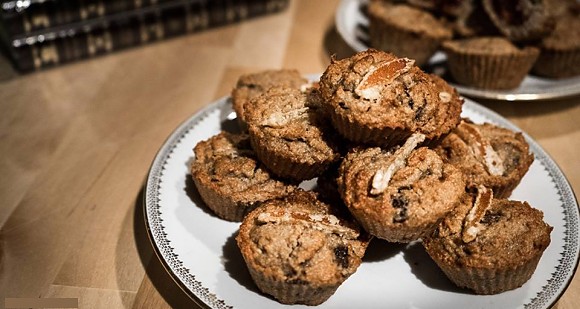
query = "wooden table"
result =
(1, 1, 578, 308)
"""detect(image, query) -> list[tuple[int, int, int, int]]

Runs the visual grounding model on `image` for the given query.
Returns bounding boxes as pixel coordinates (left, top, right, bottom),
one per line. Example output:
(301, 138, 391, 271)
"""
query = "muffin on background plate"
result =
(367, 2, 453, 67)
(482, 0, 555, 42)
(532, 12, 580, 78)
(442, 37, 539, 90)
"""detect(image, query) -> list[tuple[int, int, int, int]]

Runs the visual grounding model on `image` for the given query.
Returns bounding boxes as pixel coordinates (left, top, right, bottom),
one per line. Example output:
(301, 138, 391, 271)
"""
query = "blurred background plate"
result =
(335, 0, 580, 101)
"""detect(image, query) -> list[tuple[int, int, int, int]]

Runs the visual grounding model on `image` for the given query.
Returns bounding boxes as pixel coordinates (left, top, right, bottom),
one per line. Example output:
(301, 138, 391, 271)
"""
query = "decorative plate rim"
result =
(334, 0, 580, 102)
(144, 97, 580, 309)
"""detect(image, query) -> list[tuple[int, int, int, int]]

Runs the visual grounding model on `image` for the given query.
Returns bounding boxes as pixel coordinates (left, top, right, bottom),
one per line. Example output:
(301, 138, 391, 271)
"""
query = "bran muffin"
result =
(337, 133, 465, 242)
(435, 119, 534, 198)
(190, 132, 297, 221)
(236, 190, 370, 305)
(231, 69, 309, 128)
(532, 12, 580, 78)
(368, 2, 453, 67)
(406, 0, 473, 17)
(452, 0, 499, 38)
(423, 186, 552, 294)
(319, 49, 463, 148)
(244, 87, 341, 181)
(442, 37, 540, 89)
(482, 0, 555, 42)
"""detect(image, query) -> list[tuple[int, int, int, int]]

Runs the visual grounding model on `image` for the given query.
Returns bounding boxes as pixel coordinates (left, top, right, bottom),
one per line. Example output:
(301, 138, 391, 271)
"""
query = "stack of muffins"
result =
(367, 0, 580, 89)
(189, 49, 552, 305)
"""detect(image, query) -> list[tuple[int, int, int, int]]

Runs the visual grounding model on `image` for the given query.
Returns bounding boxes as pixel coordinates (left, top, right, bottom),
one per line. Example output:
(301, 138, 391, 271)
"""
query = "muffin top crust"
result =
(319, 49, 463, 141)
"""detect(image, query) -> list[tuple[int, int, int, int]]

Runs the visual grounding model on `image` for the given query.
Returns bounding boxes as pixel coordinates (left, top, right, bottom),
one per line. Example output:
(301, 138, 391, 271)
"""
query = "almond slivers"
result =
(370, 133, 426, 195)
(260, 107, 309, 127)
(355, 58, 415, 101)
(257, 210, 359, 238)
(461, 185, 494, 243)
(457, 122, 505, 176)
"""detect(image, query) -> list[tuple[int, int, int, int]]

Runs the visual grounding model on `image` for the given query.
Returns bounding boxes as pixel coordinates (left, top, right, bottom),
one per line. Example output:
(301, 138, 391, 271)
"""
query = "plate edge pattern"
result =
(145, 97, 580, 309)
(145, 98, 233, 309)
(465, 101, 580, 309)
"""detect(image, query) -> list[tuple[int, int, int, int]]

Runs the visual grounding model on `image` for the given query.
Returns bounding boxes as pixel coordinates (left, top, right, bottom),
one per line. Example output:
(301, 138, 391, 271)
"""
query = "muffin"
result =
(482, 0, 555, 42)
(423, 186, 552, 294)
(368, 2, 453, 67)
(442, 37, 540, 89)
(236, 190, 370, 305)
(244, 87, 341, 181)
(231, 69, 309, 128)
(337, 133, 465, 242)
(406, 0, 473, 17)
(319, 49, 463, 148)
(190, 132, 297, 221)
(532, 13, 580, 78)
(435, 119, 534, 198)
(452, 0, 499, 38)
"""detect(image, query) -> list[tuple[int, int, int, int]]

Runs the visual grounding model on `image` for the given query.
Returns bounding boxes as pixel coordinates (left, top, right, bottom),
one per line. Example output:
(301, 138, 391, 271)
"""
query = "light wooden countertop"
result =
(1, 1, 578, 308)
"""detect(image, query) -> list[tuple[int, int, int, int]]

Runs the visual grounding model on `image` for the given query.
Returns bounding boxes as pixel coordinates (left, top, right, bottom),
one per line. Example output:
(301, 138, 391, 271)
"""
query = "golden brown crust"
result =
(443, 37, 540, 90)
(319, 49, 463, 147)
(245, 87, 341, 181)
(231, 69, 308, 127)
(190, 132, 297, 221)
(435, 119, 534, 198)
(423, 188, 552, 294)
(337, 145, 465, 242)
(236, 190, 370, 305)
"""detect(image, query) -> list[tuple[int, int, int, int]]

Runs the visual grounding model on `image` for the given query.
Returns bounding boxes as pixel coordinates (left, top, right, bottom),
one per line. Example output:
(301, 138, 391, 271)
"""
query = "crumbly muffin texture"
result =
(245, 87, 341, 180)
(237, 190, 369, 305)
(435, 119, 534, 198)
(423, 186, 552, 294)
(231, 69, 308, 127)
(190, 132, 296, 221)
(319, 49, 463, 146)
(338, 137, 465, 242)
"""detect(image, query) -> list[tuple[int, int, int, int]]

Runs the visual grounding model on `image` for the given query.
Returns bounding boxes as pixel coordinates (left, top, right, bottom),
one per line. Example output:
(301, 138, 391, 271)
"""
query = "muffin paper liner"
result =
(246, 267, 339, 305)
(330, 111, 412, 148)
(369, 16, 442, 67)
(532, 48, 580, 78)
(428, 251, 543, 294)
(445, 47, 539, 90)
(249, 135, 331, 181)
(192, 177, 249, 222)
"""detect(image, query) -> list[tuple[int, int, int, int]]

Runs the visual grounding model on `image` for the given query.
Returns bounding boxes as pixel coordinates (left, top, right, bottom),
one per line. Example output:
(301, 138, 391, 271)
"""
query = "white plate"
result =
(335, 0, 580, 101)
(144, 94, 579, 309)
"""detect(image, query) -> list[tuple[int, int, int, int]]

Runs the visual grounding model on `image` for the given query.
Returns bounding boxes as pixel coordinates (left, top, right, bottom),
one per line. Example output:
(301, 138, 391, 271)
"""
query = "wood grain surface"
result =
(1, 1, 578, 308)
